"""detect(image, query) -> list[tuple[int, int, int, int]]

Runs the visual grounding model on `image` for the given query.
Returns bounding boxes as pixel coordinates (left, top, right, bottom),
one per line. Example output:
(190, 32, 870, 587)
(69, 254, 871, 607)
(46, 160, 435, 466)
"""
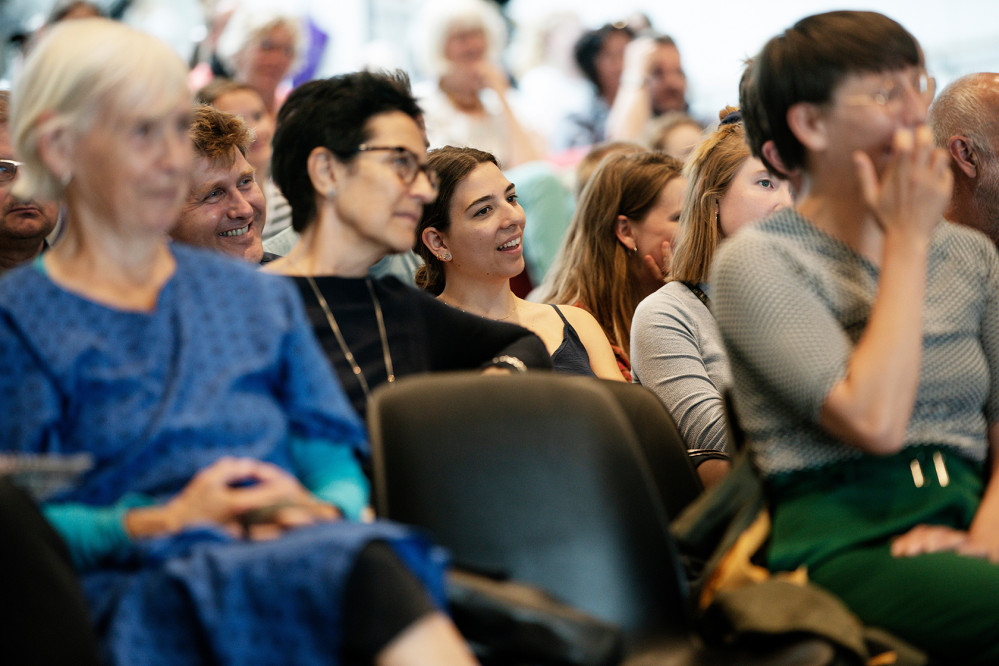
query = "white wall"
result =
(504, 0, 999, 121)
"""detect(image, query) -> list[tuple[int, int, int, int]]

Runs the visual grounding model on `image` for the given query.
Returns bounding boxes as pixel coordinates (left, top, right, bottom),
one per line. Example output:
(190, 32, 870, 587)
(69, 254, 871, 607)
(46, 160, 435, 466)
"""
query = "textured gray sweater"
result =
(712, 208, 999, 477)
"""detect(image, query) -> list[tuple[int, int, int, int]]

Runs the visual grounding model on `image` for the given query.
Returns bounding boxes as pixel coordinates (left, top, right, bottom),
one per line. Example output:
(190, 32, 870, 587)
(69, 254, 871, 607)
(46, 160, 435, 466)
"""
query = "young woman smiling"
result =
(416, 146, 623, 380)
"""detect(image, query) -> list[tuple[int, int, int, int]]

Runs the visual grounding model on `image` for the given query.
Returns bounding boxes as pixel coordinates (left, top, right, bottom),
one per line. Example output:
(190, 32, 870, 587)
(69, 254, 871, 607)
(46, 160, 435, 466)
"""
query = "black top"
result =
(548, 305, 595, 377)
(294, 275, 552, 420)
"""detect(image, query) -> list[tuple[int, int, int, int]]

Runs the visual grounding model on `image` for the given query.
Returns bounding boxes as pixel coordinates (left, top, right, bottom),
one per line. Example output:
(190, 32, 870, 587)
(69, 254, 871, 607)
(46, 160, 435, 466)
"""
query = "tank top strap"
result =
(549, 303, 571, 324)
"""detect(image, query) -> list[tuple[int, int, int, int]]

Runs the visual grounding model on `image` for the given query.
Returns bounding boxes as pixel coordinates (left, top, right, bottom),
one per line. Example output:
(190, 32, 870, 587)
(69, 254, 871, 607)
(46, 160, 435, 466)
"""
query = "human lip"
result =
(219, 222, 253, 238)
(395, 211, 420, 226)
(5, 204, 42, 216)
(497, 236, 522, 252)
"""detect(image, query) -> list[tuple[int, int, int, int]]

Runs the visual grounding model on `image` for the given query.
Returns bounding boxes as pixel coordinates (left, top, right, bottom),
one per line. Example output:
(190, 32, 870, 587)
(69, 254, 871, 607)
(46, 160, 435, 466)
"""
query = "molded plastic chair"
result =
(597, 380, 704, 518)
(369, 372, 689, 648)
(368, 372, 842, 664)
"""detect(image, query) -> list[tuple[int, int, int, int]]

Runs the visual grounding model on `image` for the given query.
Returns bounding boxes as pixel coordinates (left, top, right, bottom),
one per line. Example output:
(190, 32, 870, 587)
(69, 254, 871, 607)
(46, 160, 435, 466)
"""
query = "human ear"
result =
(761, 140, 791, 178)
(36, 121, 74, 185)
(947, 136, 978, 179)
(786, 101, 828, 153)
(421, 227, 449, 256)
(307, 147, 338, 199)
(614, 214, 637, 251)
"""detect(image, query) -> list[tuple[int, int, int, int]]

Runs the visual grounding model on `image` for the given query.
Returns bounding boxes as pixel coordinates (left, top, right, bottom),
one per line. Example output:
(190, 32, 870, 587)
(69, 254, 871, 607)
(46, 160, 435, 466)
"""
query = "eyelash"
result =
(474, 194, 518, 217)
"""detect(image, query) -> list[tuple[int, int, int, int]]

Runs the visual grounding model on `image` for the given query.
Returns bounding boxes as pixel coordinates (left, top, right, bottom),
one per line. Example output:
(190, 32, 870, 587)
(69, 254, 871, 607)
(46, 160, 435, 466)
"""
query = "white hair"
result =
(215, 5, 304, 77)
(11, 18, 189, 202)
(414, 0, 508, 79)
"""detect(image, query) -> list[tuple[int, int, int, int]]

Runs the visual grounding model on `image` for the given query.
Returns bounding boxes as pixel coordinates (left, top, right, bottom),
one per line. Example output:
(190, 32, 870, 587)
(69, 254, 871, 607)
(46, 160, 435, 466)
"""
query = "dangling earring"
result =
(61, 171, 72, 188)
(326, 186, 336, 199)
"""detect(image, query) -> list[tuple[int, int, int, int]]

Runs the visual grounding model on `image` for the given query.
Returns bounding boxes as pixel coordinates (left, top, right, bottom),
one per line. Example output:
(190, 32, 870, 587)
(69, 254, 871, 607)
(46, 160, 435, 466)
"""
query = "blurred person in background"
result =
(215, 4, 304, 117)
(414, 0, 543, 169)
(552, 22, 634, 151)
(0, 90, 58, 274)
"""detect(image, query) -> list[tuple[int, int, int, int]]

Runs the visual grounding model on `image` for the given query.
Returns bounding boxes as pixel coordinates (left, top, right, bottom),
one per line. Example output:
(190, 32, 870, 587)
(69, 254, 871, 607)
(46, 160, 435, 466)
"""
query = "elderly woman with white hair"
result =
(414, 0, 543, 169)
(215, 4, 304, 117)
(0, 17, 475, 666)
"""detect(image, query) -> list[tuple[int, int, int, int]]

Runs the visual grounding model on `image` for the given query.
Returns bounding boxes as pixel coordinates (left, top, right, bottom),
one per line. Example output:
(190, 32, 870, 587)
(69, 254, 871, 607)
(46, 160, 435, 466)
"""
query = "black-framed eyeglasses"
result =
(0, 160, 22, 185)
(355, 145, 439, 194)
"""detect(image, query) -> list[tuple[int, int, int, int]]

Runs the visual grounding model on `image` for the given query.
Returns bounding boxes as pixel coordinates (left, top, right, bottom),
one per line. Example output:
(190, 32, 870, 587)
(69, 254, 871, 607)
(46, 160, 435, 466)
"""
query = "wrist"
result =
(125, 503, 179, 538)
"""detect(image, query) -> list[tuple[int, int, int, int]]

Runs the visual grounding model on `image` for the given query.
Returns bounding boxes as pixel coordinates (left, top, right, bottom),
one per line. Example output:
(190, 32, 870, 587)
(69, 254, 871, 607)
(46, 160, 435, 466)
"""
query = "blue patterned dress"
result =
(0, 245, 445, 665)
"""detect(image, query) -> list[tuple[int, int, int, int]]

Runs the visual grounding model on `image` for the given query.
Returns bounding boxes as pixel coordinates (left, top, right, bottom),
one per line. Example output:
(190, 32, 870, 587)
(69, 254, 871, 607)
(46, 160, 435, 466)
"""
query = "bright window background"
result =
(3, 0, 997, 122)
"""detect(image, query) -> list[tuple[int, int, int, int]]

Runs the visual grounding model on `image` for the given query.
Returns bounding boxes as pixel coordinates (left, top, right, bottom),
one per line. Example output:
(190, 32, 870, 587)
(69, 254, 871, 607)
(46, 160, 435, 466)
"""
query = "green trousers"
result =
(767, 446, 999, 665)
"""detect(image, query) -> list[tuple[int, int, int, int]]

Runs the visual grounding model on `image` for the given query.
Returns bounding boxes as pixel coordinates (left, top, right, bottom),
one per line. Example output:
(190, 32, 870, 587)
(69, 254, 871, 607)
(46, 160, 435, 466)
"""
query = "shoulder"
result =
(170, 244, 303, 316)
(932, 220, 998, 262)
(634, 281, 698, 324)
(0, 262, 47, 310)
(552, 304, 608, 341)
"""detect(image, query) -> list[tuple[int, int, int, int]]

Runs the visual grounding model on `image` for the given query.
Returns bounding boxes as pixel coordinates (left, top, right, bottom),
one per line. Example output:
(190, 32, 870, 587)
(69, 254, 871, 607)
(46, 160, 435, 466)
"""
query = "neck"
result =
(54, 203, 170, 282)
(0, 236, 46, 272)
(794, 168, 884, 263)
(438, 273, 518, 320)
(265, 209, 387, 278)
(44, 219, 174, 311)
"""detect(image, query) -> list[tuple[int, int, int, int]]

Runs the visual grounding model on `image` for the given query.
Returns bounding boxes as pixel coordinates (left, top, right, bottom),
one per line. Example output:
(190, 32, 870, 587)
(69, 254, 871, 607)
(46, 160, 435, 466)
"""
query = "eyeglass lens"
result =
(0, 161, 19, 183)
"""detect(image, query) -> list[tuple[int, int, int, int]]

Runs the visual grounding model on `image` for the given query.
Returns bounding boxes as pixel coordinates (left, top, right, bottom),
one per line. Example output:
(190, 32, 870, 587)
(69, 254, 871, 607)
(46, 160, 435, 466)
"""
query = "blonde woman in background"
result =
(630, 107, 790, 485)
(539, 152, 685, 380)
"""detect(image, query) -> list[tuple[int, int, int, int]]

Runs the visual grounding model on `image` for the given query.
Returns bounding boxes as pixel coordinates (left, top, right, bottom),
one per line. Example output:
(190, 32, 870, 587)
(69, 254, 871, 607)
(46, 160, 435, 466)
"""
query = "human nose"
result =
(506, 200, 526, 228)
(163, 128, 192, 173)
(409, 170, 438, 204)
(229, 190, 254, 220)
(897, 80, 930, 126)
(774, 181, 793, 209)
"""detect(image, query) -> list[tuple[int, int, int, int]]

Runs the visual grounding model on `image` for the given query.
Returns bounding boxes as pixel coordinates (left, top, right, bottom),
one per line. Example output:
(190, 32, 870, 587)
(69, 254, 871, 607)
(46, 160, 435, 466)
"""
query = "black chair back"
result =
(368, 372, 692, 645)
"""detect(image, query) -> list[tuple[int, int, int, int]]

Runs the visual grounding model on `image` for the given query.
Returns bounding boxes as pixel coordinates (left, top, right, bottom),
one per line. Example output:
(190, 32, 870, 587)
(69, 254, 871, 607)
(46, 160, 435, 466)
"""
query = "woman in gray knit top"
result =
(631, 106, 790, 474)
(712, 11, 999, 663)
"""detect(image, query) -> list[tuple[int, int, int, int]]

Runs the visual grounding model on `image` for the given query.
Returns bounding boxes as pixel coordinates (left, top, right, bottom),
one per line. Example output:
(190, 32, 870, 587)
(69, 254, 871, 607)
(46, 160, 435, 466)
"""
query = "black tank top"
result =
(549, 305, 595, 376)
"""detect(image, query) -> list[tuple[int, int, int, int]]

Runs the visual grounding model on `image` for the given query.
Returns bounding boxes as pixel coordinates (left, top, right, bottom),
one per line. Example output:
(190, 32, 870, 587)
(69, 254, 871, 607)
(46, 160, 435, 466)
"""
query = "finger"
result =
(642, 254, 665, 282)
(852, 150, 880, 212)
(246, 523, 283, 541)
(272, 506, 321, 529)
(913, 125, 936, 165)
(956, 541, 992, 560)
(891, 525, 968, 557)
(661, 240, 674, 275)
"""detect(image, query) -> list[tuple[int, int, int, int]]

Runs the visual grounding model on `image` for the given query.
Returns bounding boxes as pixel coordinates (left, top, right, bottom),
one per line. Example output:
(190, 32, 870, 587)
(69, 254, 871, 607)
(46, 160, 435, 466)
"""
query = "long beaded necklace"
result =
(306, 276, 395, 400)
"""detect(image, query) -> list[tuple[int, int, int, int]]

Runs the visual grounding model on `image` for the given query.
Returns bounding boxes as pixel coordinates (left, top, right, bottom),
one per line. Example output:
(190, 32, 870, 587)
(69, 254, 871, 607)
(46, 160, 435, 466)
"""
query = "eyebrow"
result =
(464, 183, 515, 214)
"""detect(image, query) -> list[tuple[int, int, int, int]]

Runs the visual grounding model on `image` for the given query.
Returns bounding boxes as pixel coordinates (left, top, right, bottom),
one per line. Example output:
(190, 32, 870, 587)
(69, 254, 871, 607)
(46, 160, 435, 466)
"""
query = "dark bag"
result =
(446, 568, 624, 666)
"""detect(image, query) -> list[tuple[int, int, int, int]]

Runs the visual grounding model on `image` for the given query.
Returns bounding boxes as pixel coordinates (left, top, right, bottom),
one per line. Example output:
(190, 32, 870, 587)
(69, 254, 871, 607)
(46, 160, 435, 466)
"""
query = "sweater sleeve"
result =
(631, 287, 729, 452)
(417, 288, 553, 371)
(288, 435, 369, 521)
(42, 494, 155, 570)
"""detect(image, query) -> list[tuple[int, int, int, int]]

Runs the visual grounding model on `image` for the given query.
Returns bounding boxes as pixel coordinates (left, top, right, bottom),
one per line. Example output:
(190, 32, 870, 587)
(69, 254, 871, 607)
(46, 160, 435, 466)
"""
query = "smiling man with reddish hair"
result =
(171, 105, 268, 263)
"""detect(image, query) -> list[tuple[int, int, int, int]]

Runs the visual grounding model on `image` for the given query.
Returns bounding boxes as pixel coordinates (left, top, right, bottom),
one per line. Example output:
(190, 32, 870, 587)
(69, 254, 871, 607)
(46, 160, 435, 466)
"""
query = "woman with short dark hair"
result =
(264, 71, 551, 419)
(713, 11, 999, 662)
